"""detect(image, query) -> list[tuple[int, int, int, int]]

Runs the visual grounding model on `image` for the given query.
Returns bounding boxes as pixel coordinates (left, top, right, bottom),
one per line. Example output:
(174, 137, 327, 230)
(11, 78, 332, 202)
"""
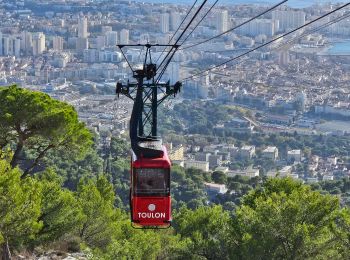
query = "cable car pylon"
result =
(116, 44, 181, 228)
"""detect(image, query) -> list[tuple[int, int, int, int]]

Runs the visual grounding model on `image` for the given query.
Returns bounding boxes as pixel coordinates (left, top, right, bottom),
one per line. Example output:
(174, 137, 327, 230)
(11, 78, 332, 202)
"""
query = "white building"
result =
(239, 145, 256, 159)
(204, 183, 228, 194)
(33, 32, 46, 55)
(287, 150, 302, 163)
(53, 53, 70, 68)
(216, 10, 228, 33)
(315, 104, 350, 118)
(21, 31, 33, 55)
(296, 91, 307, 112)
(14, 38, 21, 57)
(323, 175, 334, 181)
(262, 146, 279, 161)
(267, 166, 292, 178)
(83, 49, 99, 63)
(160, 13, 170, 33)
(272, 10, 305, 32)
(106, 31, 118, 46)
(170, 11, 181, 31)
(76, 37, 88, 52)
(78, 17, 88, 38)
(215, 166, 229, 173)
(327, 157, 338, 166)
(280, 166, 292, 177)
(139, 33, 150, 44)
(96, 35, 106, 49)
(184, 160, 209, 172)
(0, 32, 2, 55)
(184, 80, 209, 99)
(120, 29, 129, 44)
(307, 177, 319, 183)
(53, 36, 64, 51)
(101, 26, 112, 34)
(0, 36, 19, 57)
(3, 37, 10, 56)
(238, 19, 276, 37)
(279, 51, 290, 66)
(227, 168, 260, 179)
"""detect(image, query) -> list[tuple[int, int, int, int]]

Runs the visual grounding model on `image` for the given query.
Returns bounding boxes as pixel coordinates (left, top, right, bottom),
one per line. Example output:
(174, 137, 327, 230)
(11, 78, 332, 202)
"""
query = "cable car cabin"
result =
(130, 146, 171, 228)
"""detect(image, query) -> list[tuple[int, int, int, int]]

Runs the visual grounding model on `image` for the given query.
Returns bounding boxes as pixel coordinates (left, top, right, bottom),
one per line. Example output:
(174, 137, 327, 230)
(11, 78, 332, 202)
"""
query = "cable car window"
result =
(134, 168, 170, 196)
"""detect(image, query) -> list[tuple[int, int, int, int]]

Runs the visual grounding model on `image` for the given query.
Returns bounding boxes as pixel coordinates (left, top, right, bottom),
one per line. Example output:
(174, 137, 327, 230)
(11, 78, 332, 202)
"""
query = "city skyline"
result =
(0, 0, 349, 183)
(134, 0, 347, 8)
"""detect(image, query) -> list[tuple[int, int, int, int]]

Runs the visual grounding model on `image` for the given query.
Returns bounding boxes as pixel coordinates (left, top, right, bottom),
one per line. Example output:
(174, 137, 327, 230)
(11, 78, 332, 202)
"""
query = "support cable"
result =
(120, 48, 135, 73)
(156, 0, 199, 64)
(180, 0, 288, 50)
(157, 0, 209, 73)
(215, 10, 350, 78)
(181, 2, 350, 81)
(179, 0, 219, 46)
(277, 11, 350, 50)
(156, 0, 210, 83)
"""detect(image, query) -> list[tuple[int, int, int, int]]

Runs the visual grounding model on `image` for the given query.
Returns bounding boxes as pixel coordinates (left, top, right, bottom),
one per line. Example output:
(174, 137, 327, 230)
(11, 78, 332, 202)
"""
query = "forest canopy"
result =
(0, 86, 349, 259)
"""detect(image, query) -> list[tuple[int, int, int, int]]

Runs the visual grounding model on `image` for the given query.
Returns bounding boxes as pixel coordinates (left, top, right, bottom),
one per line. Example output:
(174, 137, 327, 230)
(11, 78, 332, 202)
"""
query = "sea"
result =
(134, 0, 347, 8)
(328, 41, 350, 55)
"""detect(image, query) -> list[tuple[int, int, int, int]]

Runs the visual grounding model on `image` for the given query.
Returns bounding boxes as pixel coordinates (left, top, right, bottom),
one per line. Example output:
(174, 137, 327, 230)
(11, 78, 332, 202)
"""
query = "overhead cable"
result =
(180, 0, 288, 50)
(179, 0, 219, 46)
(277, 11, 350, 50)
(181, 2, 350, 81)
(157, 0, 208, 71)
(156, 0, 209, 82)
(156, 0, 199, 64)
(215, 11, 350, 78)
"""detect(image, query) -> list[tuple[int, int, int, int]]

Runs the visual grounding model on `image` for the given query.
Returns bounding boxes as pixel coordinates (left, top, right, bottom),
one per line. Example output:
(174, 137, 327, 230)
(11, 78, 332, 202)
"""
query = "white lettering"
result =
(137, 212, 166, 219)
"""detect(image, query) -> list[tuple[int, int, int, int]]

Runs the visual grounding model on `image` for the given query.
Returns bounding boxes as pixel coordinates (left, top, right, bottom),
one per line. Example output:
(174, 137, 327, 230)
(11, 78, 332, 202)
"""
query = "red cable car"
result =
(130, 144, 171, 228)
(116, 44, 181, 228)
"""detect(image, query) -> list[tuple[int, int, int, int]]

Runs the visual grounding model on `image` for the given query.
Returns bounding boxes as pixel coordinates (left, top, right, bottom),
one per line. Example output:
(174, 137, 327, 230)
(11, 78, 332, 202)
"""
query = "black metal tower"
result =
(116, 44, 181, 158)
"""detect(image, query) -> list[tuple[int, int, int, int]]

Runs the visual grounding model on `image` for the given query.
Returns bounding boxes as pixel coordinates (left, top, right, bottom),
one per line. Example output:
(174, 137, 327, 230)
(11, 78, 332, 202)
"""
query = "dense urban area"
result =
(0, 0, 350, 259)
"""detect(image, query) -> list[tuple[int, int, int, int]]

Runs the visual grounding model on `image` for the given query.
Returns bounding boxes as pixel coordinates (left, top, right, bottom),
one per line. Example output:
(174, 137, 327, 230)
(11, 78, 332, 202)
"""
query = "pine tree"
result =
(0, 85, 92, 177)
(35, 169, 84, 244)
(76, 175, 118, 249)
(0, 152, 42, 259)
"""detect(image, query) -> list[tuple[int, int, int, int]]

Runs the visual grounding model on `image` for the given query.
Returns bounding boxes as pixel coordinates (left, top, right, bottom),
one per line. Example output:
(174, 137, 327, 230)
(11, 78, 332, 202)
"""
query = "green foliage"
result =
(99, 226, 162, 260)
(0, 85, 93, 177)
(159, 100, 350, 159)
(174, 206, 231, 259)
(0, 153, 42, 252)
(333, 208, 350, 258)
(232, 131, 350, 158)
(317, 178, 350, 206)
(232, 178, 344, 259)
(158, 100, 232, 135)
(110, 137, 129, 159)
(76, 175, 118, 249)
(2, 87, 350, 260)
(171, 165, 209, 210)
(34, 169, 84, 245)
(44, 148, 104, 190)
(1, 149, 350, 260)
(94, 219, 187, 260)
(212, 171, 227, 184)
(109, 157, 130, 209)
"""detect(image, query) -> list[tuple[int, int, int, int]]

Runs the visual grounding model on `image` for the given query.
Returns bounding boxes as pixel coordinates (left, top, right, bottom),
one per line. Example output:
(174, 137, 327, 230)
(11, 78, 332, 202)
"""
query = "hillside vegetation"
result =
(0, 86, 349, 259)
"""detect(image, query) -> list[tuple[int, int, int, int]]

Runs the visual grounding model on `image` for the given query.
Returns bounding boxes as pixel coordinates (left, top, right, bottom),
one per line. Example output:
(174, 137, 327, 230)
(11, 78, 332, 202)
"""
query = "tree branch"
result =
(21, 144, 55, 178)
